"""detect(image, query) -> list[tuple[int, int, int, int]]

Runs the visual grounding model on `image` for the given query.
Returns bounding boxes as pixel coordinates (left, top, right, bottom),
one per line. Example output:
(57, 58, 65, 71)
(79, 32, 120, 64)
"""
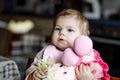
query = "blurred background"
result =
(0, 0, 120, 79)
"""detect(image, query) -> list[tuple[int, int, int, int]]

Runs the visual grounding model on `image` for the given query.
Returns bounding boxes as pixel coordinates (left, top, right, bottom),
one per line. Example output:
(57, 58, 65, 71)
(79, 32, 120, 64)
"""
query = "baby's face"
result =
(52, 16, 81, 50)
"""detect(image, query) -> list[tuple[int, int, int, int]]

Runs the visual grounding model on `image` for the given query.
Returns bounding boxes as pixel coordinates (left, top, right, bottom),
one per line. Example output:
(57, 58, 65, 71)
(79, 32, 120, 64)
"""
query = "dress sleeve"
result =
(93, 49, 110, 80)
(25, 46, 47, 80)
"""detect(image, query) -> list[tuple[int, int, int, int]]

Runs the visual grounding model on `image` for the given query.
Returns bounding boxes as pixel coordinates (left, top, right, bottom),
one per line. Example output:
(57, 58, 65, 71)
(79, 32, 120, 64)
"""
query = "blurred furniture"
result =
(0, 28, 12, 57)
(0, 56, 21, 80)
(89, 19, 120, 77)
(110, 76, 120, 80)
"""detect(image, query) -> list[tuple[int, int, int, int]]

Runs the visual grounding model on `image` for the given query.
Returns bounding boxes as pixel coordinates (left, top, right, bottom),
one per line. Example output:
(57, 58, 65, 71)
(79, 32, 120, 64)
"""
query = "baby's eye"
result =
(68, 29, 74, 32)
(54, 27, 61, 31)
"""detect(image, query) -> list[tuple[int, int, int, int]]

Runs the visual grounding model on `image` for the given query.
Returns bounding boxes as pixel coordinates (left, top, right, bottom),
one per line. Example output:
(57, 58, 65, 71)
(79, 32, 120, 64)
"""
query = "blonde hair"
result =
(53, 9, 90, 36)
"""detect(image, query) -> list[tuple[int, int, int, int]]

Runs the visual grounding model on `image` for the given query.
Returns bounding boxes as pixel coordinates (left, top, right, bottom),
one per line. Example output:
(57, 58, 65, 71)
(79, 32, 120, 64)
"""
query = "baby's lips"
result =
(58, 38, 64, 41)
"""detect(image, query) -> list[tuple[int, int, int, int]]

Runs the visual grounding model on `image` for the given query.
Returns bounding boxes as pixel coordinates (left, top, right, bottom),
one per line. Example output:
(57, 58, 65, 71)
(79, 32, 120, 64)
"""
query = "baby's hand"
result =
(33, 68, 45, 80)
(75, 64, 94, 80)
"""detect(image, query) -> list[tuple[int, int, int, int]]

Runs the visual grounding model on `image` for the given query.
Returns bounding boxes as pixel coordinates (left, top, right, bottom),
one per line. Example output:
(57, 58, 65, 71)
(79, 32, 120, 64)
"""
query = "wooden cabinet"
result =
(0, 28, 12, 57)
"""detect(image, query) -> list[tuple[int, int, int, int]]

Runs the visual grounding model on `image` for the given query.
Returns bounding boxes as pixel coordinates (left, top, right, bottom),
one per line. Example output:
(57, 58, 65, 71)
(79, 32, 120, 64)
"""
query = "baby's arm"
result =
(25, 64, 44, 80)
(26, 66, 43, 80)
(27, 73, 33, 80)
(27, 69, 44, 80)
(25, 47, 46, 80)
(75, 64, 102, 80)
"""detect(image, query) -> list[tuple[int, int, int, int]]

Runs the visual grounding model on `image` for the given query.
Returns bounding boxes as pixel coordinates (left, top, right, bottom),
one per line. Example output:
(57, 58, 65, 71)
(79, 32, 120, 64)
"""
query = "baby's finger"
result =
(75, 67, 79, 76)
(85, 65, 91, 72)
(80, 64, 87, 72)
(79, 64, 84, 72)
(33, 71, 42, 79)
(37, 68, 45, 75)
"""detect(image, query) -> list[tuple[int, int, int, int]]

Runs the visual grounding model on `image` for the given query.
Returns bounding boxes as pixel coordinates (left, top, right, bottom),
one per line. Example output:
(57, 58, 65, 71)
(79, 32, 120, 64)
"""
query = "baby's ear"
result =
(74, 36, 93, 56)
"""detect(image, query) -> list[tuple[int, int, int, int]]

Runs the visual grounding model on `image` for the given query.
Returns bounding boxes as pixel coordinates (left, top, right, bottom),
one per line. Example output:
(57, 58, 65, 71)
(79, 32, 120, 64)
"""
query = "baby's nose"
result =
(59, 30, 65, 35)
(60, 33, 64, 36)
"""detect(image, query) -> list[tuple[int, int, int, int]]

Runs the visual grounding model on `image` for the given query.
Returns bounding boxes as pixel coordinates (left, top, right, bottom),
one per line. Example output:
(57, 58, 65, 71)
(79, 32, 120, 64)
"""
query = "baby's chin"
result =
(56, 45, 72, 51)
(52, 42, 72, 51)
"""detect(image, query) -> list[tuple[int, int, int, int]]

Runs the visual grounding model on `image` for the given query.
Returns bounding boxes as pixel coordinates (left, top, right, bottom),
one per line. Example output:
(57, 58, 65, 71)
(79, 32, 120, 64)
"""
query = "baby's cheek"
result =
(69, 36, 79, 46)
(68, 40, 74, 48)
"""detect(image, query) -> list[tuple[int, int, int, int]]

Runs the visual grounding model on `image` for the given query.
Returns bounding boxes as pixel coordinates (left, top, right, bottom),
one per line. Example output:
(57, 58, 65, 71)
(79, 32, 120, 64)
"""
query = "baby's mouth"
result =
(58, 38, 64, 41)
